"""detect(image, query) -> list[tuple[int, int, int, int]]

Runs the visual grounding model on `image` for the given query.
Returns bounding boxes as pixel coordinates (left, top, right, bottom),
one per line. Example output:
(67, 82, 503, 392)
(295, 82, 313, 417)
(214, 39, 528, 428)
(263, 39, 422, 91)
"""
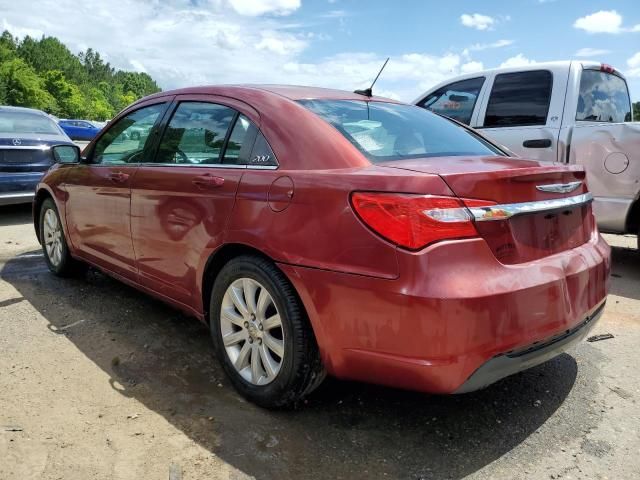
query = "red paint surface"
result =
(36, 85, 610, 393)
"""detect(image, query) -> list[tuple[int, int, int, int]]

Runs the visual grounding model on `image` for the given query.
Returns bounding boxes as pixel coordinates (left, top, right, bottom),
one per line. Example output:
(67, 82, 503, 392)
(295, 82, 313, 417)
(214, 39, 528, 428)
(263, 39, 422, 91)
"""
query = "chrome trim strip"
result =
(141, 162, 247, 169)
(0, 192, 36, 199)
(469, 192, 593, 222)
(136, 163, 278, 170)
(0, 145, 51, 151)
(535, 181, 582, 194)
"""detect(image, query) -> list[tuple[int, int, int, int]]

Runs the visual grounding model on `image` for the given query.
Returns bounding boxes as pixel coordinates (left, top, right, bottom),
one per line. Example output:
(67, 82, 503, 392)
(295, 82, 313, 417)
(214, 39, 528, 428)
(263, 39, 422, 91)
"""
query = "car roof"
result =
(144, 84, 401, 103)
(0, 105, 50, 116)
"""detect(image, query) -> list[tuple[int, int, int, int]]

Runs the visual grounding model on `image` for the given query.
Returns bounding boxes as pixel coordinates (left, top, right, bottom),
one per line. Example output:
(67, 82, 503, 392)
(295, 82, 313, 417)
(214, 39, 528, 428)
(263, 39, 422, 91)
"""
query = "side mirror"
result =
(52, 144, 81, 164)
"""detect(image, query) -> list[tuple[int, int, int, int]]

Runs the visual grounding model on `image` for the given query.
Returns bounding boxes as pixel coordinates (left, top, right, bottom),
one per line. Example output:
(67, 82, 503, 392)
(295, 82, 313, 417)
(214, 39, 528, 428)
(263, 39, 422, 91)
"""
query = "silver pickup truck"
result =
(415, 60, 640, 246)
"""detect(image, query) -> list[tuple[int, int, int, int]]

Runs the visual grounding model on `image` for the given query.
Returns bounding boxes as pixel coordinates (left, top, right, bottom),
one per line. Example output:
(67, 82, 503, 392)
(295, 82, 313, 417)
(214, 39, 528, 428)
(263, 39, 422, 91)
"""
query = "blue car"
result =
(58, 119, 101, 141)
(0, 106, 75, 206)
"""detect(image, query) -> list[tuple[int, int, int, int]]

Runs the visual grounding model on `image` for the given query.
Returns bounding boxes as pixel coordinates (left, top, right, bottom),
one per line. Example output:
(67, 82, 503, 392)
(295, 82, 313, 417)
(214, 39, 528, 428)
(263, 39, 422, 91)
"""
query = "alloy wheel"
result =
(43, 208, 63, 267)
(220, 278, 285, 385)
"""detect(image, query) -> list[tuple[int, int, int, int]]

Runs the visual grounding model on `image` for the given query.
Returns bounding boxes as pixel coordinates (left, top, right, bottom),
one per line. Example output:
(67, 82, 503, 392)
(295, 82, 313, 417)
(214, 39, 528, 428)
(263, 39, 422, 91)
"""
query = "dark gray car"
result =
(0, 106, 75, 206)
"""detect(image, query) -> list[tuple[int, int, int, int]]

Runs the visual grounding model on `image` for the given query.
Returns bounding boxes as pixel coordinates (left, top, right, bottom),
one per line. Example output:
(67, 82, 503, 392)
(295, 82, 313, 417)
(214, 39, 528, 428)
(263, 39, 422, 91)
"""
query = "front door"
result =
(130, 99, 258, 308)
(64, 102, 168, 278)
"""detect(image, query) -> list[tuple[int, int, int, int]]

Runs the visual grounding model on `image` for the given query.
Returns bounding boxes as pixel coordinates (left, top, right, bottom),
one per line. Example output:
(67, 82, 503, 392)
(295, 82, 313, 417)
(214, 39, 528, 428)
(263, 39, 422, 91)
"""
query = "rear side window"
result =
(484, 70, 552, 127)
(577, 70, 631, 123)
(155, 102, 235, 165)
(418, 77, 485, 125)
(222, 114, 258, 164)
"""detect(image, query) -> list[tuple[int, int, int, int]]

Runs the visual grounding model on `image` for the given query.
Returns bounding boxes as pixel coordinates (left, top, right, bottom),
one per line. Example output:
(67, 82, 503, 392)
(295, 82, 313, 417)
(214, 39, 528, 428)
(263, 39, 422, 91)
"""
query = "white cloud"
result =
(255, 31, 307, 55)
(0, 0, 489, 102)
(627, 52, 640, 78)
(574, 47, 611, 58)
(461, 61, 484, 73)
(500, 54, 536, 68)
(228, 0, 300, 16)
(460, 13, 495, 31)
(573, 10, 640, 34)
(467, 39, 513, 52)
(129, 60, 147, 73)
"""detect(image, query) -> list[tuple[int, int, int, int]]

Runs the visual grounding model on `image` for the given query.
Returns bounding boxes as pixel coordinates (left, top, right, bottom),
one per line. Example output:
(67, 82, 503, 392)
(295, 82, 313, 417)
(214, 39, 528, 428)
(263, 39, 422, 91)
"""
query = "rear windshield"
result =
(577, 70, 632, 123)
(0, 111, 61, 134)
(298, 100, 503, 161)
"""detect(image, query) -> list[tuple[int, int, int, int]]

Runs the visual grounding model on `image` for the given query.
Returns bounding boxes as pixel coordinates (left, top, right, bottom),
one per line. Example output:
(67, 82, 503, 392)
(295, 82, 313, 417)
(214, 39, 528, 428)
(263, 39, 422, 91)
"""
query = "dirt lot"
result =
(1, 203, 639, 480)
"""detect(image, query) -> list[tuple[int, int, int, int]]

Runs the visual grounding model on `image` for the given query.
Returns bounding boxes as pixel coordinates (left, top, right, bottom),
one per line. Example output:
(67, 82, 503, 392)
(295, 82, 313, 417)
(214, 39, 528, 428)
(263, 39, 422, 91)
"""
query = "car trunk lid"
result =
(380, 156, 594, 264)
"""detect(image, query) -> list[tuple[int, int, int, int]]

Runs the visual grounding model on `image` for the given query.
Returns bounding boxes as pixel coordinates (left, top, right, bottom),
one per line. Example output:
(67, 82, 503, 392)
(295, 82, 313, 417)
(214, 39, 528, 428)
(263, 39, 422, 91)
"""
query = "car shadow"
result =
(609, 245, 640, 301)
(0, 204, 33, 227)
(1, 252, 588, 480)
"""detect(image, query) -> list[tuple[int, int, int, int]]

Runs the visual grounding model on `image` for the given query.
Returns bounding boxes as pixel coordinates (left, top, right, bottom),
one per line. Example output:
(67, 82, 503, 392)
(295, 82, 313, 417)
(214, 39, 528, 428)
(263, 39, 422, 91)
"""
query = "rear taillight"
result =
(350, 192, 495, 250)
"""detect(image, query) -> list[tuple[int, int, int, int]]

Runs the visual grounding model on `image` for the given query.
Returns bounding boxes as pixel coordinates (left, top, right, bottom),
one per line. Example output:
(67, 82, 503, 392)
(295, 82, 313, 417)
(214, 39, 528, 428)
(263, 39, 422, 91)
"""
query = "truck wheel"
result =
(209, 255, 324, 408)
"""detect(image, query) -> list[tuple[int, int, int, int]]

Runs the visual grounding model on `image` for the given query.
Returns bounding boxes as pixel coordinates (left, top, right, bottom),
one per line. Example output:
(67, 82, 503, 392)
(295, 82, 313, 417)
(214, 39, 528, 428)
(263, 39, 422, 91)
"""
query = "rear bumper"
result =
(280, 231, 610, 394)
(0, 172, 42, 206)
(455, 300, 604, 393)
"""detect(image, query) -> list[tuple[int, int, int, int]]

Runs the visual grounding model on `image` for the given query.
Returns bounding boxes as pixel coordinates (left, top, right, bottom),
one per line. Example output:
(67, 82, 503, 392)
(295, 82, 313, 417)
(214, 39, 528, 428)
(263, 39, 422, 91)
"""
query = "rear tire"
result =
(39, 198, 86, 277)
(209, 255, 324, 408)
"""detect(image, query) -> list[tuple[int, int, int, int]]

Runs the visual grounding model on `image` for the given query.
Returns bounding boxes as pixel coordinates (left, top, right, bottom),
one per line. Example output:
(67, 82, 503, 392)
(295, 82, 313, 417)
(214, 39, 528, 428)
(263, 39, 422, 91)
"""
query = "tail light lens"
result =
(350, 192, 495, 250)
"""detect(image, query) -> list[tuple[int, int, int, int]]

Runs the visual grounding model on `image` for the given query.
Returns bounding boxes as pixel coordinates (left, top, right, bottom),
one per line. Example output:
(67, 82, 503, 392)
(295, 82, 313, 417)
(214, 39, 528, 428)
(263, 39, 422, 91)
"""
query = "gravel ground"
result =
(0, 203, 638, 480)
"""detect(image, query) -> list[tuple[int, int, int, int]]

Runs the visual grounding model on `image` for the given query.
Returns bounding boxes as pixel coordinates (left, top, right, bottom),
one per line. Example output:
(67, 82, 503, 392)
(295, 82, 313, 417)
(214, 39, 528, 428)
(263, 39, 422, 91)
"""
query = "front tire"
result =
(39, 198, 85, 277)
(209, 255, 324, 408)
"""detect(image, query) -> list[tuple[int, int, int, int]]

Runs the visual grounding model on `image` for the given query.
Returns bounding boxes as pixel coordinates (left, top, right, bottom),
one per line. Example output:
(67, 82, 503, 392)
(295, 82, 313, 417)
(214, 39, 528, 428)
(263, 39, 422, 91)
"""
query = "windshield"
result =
(298, 99, 503, 162)
(0, 111, 61, 135)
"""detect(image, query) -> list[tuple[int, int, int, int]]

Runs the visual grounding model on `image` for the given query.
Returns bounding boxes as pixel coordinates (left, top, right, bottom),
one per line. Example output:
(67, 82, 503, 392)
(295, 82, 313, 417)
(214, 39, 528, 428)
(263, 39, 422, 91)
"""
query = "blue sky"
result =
(1, 0, 639, 101)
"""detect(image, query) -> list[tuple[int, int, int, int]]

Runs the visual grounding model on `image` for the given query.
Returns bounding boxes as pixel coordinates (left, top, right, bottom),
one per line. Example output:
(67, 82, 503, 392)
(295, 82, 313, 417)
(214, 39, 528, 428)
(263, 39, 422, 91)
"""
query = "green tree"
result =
(0, 30, 161, 117)
(43, 70, 87, 118)
(633, 101, 639, 122)
(0, 57, 56, 111)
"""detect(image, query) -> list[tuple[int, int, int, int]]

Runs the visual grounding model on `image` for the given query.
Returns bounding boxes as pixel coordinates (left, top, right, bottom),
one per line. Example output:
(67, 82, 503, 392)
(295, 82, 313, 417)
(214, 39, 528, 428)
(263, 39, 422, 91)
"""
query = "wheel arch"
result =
(33, 188, 55, 244)
(202, 243, 290, 323)
(625, 196, 640, 235)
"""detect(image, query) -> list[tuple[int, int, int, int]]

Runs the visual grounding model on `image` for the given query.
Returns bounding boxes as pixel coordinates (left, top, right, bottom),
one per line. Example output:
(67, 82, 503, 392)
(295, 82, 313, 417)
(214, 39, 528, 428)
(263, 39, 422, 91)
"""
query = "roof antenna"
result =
(354, 57, 389, 97)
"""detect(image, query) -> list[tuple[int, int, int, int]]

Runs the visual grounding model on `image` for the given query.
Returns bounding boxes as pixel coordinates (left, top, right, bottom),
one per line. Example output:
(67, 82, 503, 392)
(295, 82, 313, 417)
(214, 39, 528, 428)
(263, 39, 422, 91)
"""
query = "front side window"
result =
(418, 77, 485, 125)
(299, 100, 503, 162)
(484, 70, 553, 127)
(576, 70, 631, 123)
(92, 103, 165, 164)
(155, 102, 236, 165)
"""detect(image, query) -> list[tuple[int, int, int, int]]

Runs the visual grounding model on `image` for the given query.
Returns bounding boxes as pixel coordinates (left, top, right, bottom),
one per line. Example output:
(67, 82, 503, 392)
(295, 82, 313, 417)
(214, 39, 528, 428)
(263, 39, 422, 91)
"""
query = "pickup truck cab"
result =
(414, 61, 640, 244)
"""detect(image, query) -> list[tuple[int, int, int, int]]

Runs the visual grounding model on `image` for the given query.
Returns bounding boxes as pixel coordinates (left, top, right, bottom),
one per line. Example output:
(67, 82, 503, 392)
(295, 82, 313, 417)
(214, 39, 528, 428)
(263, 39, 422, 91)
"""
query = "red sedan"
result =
(34, 86, 610, 408)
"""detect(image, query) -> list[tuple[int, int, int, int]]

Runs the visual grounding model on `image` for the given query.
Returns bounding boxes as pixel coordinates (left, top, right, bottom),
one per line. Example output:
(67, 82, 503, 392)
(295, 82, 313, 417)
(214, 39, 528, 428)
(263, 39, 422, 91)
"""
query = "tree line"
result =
(0, 31, 161, 120)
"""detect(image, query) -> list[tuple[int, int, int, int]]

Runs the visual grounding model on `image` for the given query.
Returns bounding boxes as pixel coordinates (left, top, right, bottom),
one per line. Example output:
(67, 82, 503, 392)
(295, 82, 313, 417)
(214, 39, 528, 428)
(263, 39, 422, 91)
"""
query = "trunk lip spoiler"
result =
(468, 192, 593, 222)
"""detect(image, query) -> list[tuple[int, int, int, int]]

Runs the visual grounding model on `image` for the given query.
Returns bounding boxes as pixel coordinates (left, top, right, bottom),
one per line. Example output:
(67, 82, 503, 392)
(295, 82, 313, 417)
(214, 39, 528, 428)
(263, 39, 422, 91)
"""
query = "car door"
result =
(63, 101, 169, 279)
(475, 69, 566, 161)
(130, 96, 260, 308)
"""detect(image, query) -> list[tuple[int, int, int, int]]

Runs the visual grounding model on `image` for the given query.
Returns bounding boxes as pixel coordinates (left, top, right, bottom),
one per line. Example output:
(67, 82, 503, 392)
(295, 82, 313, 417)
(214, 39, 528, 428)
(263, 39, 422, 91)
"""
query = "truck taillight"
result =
(350, 192, 495, 250)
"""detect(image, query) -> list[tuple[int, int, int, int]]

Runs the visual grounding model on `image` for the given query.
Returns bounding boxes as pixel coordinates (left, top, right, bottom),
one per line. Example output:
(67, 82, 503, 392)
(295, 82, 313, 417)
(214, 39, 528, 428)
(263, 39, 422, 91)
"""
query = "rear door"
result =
(476, 69, 567, 161)
(130, 96, 259, 308)
(64, 101, 168, 278)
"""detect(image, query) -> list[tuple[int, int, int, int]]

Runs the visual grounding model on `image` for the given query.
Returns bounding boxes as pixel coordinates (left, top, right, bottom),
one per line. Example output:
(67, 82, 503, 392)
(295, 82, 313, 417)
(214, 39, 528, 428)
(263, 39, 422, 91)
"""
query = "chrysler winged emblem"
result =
(536, 181, 582, 194)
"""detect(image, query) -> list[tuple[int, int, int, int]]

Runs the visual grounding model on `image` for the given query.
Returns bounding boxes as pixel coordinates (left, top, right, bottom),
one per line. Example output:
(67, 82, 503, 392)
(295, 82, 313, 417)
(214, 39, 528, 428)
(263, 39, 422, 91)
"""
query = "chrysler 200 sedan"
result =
(34, 86, 610, 408)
